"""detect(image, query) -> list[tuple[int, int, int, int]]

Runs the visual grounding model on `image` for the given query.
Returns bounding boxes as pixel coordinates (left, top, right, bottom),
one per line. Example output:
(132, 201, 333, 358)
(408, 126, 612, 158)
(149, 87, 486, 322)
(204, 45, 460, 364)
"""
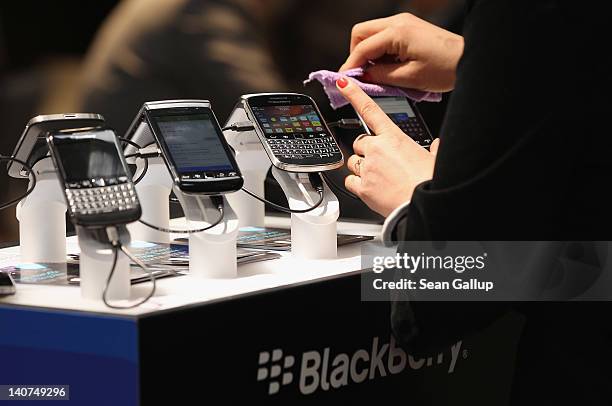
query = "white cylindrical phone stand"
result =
(127, 157, 173, 243)
(189, 222, 238, 279)
(271, 168, 340, 260)
(15, 159, 67, 263)
(224, 104, 270, 227)
(291, 213, 338, 259)
(77, 227, 130, 301)
(175, 188, 239, 279)
(226, 150, 269, 228)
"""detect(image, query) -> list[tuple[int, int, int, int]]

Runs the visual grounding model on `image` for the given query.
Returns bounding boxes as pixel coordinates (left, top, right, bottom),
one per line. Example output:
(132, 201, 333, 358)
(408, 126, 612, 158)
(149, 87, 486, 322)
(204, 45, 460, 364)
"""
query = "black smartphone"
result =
(7, 113, 105, 178)
(242, 93, 344, 172)
(46, 127, 142, 227)
(140, 100, 243, 194)
(359, 96, 434, 149)
(0, 271, 16, 295)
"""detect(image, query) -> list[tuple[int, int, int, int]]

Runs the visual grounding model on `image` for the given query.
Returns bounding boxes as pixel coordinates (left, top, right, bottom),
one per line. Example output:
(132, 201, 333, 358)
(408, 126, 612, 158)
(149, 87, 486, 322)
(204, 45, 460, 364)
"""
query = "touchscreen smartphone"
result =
(359, 96, 434, 149)
(242, 93, 344, 172)
(7, 113, 105, 178)
(140, 100, 243, 194)
(46, 127, 142, 227)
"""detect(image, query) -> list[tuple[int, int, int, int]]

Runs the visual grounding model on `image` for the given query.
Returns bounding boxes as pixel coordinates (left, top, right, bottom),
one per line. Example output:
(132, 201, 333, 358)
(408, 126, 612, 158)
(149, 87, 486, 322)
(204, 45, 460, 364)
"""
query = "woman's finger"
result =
(347, 154, 362, 176)
(349, 16, 394, 52)
(345, 174, 363, 196)
(353, 134, 372, 156)
(340, 28, 394, 72)
(430, 138, 440, 156)
(336, 77, 396, 135)
(362, 62, 424, 90)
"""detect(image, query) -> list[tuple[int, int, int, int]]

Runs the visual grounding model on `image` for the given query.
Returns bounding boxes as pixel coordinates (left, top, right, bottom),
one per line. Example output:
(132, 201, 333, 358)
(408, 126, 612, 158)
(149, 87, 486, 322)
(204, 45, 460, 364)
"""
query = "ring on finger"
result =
(354, 157, 363, 176)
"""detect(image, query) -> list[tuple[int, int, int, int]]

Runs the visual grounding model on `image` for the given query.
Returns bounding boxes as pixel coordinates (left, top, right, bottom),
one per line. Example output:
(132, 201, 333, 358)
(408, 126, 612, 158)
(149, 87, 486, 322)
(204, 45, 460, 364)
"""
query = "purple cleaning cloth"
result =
(304, 67, 442, 109)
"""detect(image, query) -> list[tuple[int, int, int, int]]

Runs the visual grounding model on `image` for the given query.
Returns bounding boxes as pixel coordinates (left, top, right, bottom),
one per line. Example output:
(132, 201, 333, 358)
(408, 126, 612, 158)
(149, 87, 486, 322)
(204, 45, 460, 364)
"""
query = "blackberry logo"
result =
(257, 337, 466, 396)
(257, 349, 295, 395)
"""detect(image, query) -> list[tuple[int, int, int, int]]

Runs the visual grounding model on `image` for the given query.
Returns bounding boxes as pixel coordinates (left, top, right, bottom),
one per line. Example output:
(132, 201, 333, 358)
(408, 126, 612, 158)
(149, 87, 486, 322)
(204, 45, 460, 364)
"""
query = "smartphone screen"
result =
(154, 113, 237, 178)
(373, 97, 433, 148)
(51, 130, 129, 188)
(48, 128, 141, 227)
(250, 104, 326, 137)
(146, 106, 242, 194)
(246, 94, 343, 171)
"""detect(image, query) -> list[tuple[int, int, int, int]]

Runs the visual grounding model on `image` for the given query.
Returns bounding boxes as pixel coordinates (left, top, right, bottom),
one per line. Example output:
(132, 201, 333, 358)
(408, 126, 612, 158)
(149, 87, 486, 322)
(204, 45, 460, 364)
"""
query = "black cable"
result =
(138, 198, 225, 234)
(101, 245, 157, 309)
(102, 228, 157, 309)
(321, 171, 359, 200)
(222, 122, 255, 132)
(0, 155, 37, 211)
(133, 156, 148, 184)
(118, 137, 150, 184)
(117, 137, 135, 147)
(327, 118, 363, 129)
(242, 187, 324, 214)
(241, 173, 326, 214)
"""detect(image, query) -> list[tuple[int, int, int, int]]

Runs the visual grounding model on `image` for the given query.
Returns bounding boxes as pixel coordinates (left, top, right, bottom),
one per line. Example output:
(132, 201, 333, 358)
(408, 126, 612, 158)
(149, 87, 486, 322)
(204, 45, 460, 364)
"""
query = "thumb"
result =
(363, 62, 424, 90)
(336, 77, 396, 136)
(430, 138, 440, 156)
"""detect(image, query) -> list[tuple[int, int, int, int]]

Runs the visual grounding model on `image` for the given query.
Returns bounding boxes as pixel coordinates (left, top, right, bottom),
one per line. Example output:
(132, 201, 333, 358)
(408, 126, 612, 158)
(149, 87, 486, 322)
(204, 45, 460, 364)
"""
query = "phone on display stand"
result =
(6, 113, 105, 178)
(46, 127, 142, 228)
(359, 96, 434, 149)
(242, 93, 344, 172)
(0, 271, 17, 295)
(137, 100, 244, 195)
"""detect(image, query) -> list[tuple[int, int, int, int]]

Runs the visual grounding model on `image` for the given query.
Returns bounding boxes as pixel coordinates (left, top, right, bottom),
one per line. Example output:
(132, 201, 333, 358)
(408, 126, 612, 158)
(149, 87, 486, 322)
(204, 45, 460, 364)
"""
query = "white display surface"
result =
(0, 217, 381, 316)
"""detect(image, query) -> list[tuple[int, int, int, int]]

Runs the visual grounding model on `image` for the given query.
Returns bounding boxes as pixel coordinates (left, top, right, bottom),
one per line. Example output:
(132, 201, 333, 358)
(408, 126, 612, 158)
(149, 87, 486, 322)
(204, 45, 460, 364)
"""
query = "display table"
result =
(0, 216, 518, 405)
(0, 217, 398, 405)
(0, 217, 379, 315)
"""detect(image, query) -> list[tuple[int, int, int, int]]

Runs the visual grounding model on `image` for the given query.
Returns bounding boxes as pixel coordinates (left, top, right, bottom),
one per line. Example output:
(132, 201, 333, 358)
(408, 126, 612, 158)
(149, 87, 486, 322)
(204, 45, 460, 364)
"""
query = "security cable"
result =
(321, 171, 359, 200)
(222, 122, 255, 132)
(102, 226, 156, 309)
(133, 157, 149, 184)
(118, 137, 158, 184)
(327, 118, 363, 129)
(138, 195, 225, 234)
(241, 172, 326, 214)
(0, 155, 37, 211)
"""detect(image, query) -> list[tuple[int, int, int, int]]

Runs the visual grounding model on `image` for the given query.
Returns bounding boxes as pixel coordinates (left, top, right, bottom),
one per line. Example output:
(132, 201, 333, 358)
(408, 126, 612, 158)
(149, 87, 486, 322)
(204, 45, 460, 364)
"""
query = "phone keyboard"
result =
(66, 183, 138, 215)
(396, 118, 431, 146)
(267, 133, 342, 160)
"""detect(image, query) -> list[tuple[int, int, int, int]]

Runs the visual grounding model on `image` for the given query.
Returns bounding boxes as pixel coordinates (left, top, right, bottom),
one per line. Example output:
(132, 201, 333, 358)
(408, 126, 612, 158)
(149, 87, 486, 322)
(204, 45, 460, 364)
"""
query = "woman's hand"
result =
(339, 13, 464, 92)
(337, 77, 439, 217)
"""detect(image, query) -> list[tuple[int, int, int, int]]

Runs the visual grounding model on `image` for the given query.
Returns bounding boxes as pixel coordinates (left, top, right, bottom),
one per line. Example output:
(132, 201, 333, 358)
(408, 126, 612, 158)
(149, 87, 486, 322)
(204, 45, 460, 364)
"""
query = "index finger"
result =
(336, 78, 397, 136)
(349, 16, 394, 52)
(340, 29, 392, 72)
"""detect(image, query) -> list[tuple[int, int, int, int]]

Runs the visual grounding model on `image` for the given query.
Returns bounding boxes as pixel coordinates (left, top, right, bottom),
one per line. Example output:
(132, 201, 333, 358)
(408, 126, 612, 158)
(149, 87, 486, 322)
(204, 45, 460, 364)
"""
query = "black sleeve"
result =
(391, 0, 612, 353)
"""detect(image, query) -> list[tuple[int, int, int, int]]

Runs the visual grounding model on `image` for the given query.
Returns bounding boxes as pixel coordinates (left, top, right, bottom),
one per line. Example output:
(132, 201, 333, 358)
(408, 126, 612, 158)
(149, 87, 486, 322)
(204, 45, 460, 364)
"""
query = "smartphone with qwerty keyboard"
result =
(243, 93, 344, 172)
(359, 96, 434, 149)
(46, 126, 142, 228)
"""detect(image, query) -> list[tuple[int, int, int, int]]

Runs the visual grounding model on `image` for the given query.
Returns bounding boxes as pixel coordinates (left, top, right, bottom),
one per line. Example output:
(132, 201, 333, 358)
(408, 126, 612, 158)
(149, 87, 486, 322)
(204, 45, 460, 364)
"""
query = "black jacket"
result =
(391, 1, 612, 404)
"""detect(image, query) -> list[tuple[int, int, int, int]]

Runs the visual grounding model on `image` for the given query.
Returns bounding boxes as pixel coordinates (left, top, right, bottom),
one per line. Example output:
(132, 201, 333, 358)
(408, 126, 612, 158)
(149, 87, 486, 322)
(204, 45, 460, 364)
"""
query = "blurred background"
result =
(0, 0, 464, 243)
